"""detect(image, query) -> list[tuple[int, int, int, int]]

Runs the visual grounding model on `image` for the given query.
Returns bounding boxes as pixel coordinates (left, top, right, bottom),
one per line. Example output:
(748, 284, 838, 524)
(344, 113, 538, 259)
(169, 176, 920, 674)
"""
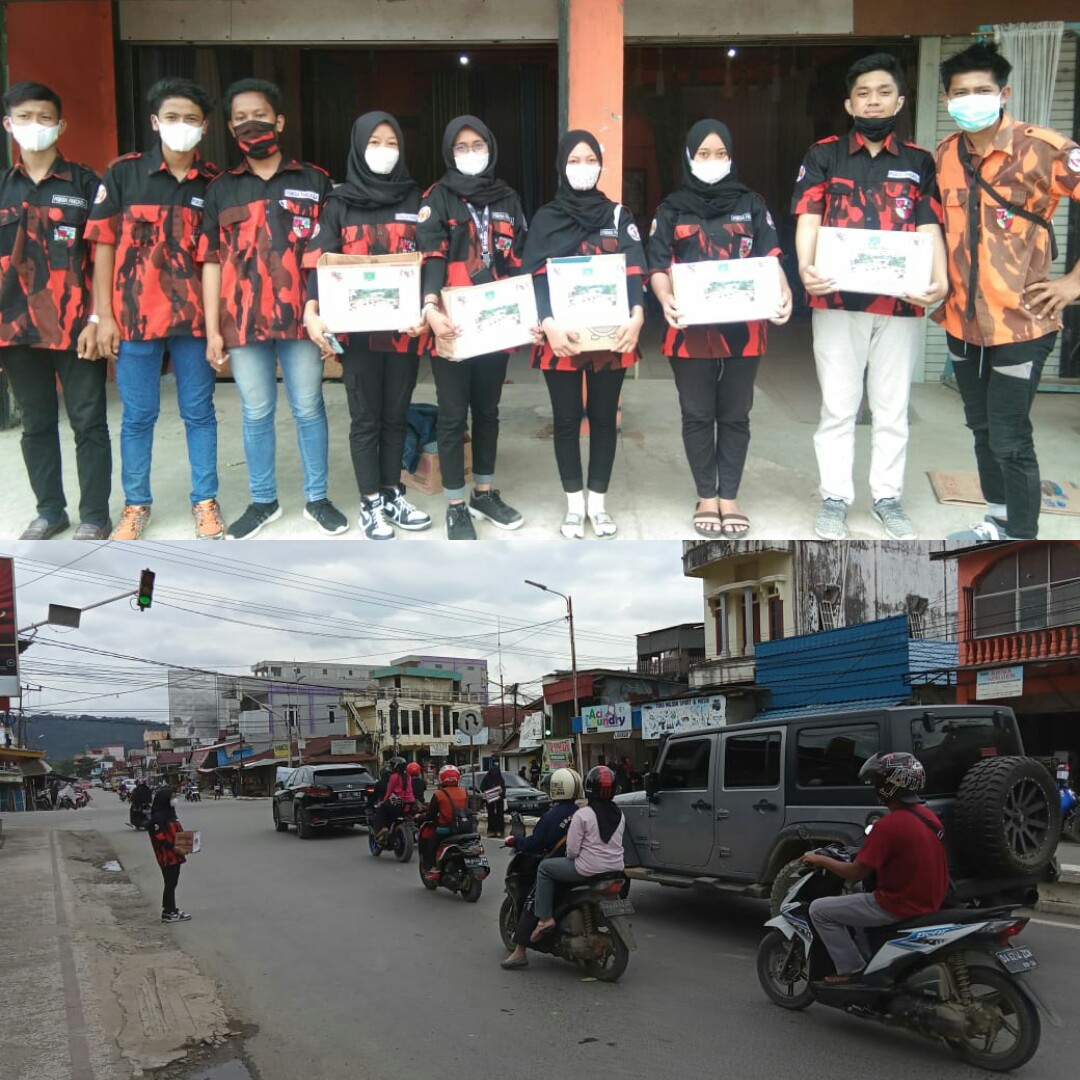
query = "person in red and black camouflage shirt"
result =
(0, 81, 111, 540)
(198, 78, 346, 540)
(86, 78, 224, 542)
(302, 111, 432, 541)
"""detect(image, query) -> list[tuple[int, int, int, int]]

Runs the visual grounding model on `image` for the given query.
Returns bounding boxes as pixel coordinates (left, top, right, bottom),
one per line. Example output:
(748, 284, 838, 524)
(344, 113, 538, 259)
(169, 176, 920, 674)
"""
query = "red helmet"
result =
(585, 765, 617, 801)
(438, 765, 461, 786)
(406, 762, 422, 777)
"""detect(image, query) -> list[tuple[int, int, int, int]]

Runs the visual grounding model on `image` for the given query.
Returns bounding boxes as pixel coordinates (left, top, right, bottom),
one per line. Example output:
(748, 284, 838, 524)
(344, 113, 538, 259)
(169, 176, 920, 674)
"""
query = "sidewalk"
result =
(3, 317, 1079, 541)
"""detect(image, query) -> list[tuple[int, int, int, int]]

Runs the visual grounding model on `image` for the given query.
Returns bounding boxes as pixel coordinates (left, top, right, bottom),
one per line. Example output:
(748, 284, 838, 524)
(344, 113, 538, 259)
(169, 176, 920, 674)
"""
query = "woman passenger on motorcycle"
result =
(501, 767, 582, 969)
(407, 761, 426, 804)
(375, 757, 415, 842)
(530, 765, 625, 941)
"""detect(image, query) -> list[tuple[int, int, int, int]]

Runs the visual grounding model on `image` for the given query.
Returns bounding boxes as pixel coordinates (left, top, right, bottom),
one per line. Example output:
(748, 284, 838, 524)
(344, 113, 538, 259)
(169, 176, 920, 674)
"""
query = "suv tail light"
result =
(297, 786, 332, 797)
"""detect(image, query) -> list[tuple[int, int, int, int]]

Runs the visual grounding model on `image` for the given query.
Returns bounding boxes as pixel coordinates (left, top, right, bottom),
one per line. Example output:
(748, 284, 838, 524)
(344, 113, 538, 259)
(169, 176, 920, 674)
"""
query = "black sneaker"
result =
(304, 499, 349, 536)
(446, 502, 477, 540)
(162, 910, 192, 922)
(469, 489, 523, 531)
(226, 501, 282, 539)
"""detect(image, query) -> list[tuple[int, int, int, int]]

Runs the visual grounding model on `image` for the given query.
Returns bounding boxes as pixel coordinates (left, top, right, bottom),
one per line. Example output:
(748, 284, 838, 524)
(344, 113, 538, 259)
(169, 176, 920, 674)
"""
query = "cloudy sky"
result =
(3, 540, 704, 722)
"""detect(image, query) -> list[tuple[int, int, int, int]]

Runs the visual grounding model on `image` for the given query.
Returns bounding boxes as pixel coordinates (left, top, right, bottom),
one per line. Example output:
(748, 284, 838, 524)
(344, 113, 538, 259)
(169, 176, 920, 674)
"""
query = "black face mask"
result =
(853, 114, 900, 143)
(233, 119, 279, 160)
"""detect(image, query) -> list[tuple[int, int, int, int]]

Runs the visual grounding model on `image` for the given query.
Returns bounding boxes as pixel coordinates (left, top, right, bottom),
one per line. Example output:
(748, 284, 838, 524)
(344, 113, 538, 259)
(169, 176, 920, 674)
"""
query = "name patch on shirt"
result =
(282, 188, 320, 201)
(887, 170, 921, 183)
(491, 211, 514, 224)
(395, 212, 419, 223)
(729, 212, 752, 223)
(51, 194, 88, 209)
(599, 228, 618, 238)
(190, 197, 205, 209)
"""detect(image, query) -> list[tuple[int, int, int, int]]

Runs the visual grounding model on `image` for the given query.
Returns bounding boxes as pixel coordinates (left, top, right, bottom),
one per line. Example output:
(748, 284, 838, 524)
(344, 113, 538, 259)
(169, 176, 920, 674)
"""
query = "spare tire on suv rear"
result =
(952, 756, 1061, 877)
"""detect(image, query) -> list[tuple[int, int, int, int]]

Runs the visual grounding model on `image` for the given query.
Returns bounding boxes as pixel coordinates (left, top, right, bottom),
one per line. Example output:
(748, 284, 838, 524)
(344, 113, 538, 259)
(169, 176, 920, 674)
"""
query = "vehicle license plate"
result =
(996, 947, 1038, 973)
(465, 856, 489, 868)
(600, 899, 634, 916)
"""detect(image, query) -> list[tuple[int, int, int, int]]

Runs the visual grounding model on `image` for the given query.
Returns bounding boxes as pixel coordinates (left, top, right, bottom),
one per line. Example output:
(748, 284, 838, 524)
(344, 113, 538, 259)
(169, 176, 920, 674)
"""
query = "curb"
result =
(1036, 862, 1080, 918)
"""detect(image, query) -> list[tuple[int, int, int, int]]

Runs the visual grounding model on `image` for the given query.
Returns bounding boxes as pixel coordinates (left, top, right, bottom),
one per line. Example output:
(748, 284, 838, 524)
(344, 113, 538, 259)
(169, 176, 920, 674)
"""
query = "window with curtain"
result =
(994, 22, 1065, 127)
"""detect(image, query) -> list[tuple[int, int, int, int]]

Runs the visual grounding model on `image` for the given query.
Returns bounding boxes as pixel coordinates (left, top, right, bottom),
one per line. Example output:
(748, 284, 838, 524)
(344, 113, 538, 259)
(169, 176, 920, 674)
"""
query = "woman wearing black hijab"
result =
(303, 111, 431, 541)
(521, 130, 647, 540)
(149, 787, 191, 922)
(415, 115, 529, 541)
(648, 120, 792, 539)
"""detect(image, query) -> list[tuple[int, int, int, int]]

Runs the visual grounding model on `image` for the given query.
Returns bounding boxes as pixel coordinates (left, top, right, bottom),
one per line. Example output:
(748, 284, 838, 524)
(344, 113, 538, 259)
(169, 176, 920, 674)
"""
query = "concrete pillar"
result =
(559, 0, 624, 202)
(4, 1, 117, 172)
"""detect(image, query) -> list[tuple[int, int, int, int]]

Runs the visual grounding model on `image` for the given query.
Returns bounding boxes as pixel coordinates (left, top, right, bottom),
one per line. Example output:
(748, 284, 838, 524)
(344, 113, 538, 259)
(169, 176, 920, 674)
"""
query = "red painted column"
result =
(564, 0, 624, 202)
(5, 1, 117, 173)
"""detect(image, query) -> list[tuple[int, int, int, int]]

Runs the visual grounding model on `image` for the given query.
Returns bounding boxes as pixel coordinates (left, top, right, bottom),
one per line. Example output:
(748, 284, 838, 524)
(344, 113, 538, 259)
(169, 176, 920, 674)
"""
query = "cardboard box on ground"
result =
(401, 434, 472, 496)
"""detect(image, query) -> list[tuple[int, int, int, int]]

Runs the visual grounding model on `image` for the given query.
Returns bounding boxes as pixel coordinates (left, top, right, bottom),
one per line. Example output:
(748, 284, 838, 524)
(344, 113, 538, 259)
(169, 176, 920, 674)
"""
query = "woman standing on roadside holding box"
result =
(649, 120, 792, 539)
(416, 115, 529, 541)
(522, 130, 647, 540)
(303, 111, 431, 541)
(149, 787, 191, 923)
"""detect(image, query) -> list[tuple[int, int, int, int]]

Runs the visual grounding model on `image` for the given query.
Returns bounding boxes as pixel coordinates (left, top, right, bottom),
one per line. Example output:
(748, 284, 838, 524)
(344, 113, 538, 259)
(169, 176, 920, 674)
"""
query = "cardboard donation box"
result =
(401, 434, 472, 495)
(670, 256, 783, 325)
(437, 276, 538, 360)
(174, 830, 200, 855)
(813, 227, 933, 298)
(546, 254, 629, 351)
(316, 253, 423, 333)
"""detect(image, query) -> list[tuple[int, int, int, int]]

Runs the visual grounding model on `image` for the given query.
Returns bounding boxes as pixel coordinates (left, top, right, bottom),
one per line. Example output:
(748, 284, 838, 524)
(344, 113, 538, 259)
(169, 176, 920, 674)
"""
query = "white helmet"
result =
(548, 768, 583, 802)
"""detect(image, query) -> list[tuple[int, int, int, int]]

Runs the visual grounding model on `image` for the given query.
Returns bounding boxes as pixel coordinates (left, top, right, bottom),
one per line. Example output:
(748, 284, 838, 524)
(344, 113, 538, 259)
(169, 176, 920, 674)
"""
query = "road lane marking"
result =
(1029, 917, 1080, 931)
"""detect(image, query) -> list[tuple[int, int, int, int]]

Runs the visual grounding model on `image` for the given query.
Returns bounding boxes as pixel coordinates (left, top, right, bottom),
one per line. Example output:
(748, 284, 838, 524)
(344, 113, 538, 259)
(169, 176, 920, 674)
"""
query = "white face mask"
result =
(690, 158, 732, 185)
(157, 120, 204, 154)
(10, 121, 61, 153)
(455, 150, 489, 176)
(565, 163, 601, 191)
(947, 93, 1003, 133)
(365, 146, 400, 175)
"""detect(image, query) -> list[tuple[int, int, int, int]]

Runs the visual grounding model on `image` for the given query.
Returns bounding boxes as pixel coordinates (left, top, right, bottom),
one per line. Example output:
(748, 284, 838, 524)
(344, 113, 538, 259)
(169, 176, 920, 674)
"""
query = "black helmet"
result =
(858, 752, 926, 803)
(389, 757, 407, 774)
(379, 765, 391, 779)
(584, 765, 617, 801)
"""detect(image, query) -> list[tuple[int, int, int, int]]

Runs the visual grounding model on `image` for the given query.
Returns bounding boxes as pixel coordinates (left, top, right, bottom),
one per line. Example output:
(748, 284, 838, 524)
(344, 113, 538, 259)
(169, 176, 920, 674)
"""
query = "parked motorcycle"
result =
(418, 822, 489, 901)
(498, 848, 635, 981)
(756, 842, 1057, 1071)
(1055, 764, 1079, 843)
(34, 791, 53, 811)
(368, 799, 417, 862)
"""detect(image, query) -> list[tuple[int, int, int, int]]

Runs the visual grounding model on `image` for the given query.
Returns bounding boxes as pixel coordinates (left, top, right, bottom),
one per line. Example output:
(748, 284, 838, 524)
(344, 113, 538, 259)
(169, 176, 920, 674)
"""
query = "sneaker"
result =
(469, 488, 523, 531)
(948, 519, 1016, 542)
(192, 498, 226, 540)
(359, 494, 395, 540)
(161, 910, 192, 923)
(446, 502, 477, 540)
(304, 499, 349, 536)
(871, 498, 916, 540)
(814, 498, 848, 541)
(19, 512, 70, 540)
(381, 484, 432, 531)
(227, 501, 282, 540)
(111, 505, 151, 541)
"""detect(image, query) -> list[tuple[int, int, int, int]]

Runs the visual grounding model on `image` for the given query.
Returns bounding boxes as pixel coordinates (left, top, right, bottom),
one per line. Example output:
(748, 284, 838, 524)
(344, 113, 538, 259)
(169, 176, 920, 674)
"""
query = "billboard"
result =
(518, 711, 544, 749)
(581, 702, 632, 734)
(641, 695, 726, 740)
(0, 557, 18, 698)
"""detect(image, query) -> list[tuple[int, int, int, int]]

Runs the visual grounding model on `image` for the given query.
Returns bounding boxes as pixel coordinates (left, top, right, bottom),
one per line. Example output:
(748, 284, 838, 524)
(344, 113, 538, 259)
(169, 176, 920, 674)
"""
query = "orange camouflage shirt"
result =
(934, 113, 1080, 346)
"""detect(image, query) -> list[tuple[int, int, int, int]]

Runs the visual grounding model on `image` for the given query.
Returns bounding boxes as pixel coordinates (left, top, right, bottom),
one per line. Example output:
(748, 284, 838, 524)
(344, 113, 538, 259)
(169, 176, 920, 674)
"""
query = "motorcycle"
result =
(756, 841, 1057, 1071)
(368, 798, 417, 862)
(184, 786, 202, 802)
(118, 788, 129, 804)
(418, 822, 489, 902)
(1055, 764, 1079, 843)
(128, 804, 152, 830)
(75, 789, 90, 809)
(34, 791, 54, 811)
(57, 792, 78, 810)
(498, 848, 636, 982)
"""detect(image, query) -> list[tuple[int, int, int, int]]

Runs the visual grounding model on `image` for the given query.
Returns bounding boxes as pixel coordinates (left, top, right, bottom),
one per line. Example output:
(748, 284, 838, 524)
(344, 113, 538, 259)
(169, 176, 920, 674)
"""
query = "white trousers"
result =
(811, 308, 921, 504)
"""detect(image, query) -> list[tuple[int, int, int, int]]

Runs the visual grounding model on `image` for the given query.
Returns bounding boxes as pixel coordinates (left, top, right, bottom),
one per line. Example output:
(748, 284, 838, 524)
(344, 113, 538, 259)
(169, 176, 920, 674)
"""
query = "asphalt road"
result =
(83, 797, 1080, 1079)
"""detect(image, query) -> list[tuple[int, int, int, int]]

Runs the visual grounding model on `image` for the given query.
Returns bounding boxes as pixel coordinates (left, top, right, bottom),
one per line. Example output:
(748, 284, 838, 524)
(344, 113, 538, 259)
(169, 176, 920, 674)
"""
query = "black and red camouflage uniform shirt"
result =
(0, 153, 99, 352)
(196, 158, 331, 347)
(530, 210, 647, 373)
(301, 191, 427, 355)
(416, 182, 527, 354)
(791, 131, 943, 318)
(84, 145, 220, 341)
(648, 190, 782, 359)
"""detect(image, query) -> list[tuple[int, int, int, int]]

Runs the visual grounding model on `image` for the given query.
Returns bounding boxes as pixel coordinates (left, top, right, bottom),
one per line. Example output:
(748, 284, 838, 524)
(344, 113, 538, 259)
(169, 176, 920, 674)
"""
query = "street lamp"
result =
(524, 580, 582, 770)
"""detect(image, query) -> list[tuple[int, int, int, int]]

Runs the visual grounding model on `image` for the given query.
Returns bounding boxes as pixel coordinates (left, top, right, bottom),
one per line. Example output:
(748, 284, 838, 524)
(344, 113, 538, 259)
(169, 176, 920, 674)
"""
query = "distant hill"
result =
(21, 714, 168, 764)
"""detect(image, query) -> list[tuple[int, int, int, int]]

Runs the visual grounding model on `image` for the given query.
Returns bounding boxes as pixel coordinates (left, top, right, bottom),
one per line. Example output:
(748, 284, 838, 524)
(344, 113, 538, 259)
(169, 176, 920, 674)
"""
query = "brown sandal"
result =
(721, 513, 750, 537)
(693, 510, 723, 537)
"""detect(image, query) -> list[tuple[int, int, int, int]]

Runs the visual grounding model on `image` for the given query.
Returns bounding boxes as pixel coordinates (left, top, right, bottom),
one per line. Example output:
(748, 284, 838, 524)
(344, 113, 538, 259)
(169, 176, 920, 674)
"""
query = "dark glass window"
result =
(796, 724, 879, 787)
(724, 732, 782, 789)
(973, 544, 1080, 637)
(911, 714, 1022, 795)
(657, 738, 712, 790)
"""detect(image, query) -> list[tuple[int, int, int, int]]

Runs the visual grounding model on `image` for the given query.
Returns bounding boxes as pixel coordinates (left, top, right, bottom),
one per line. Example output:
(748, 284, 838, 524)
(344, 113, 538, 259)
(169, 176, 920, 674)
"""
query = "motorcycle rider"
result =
(374, 757, 415, 843)
(130, 779, 153, 828)
(501, 767, 582, 969)
(57, 781, 77, 809)
(407, 761, 427, 804)
(530, 765, 625, 941)
(418, 764, 471, 875)
(801, 751, 949, 984)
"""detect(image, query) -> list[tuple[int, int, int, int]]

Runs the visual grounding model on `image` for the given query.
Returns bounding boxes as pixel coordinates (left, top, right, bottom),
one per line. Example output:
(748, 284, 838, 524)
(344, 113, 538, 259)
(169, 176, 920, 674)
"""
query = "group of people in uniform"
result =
(2, 39, 1077, 542)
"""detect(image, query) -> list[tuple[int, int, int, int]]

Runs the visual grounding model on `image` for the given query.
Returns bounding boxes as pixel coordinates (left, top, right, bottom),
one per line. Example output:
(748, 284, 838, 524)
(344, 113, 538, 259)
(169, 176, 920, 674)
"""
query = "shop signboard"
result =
(641, 695, 727, 740)
(581, 702, 633, 734)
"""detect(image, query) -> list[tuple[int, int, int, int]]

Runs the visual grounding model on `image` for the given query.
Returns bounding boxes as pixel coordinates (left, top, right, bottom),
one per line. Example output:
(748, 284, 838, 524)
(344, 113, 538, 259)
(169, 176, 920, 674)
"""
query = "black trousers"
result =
(542, 366, 627, 493)
(947, 333, 1056, 539)
(1, 345, 111, 524)
(429, 353, 509, 494)
(669, 356, 760, 500)
(160, 863, 181, 913)
(485, 800, 505, 836)
(340, 346, 420, 495)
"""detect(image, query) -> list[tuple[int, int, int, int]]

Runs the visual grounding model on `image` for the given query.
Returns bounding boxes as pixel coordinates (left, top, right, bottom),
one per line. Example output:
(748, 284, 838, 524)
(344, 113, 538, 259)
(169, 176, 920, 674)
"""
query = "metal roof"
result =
(753, 696, 910, 722)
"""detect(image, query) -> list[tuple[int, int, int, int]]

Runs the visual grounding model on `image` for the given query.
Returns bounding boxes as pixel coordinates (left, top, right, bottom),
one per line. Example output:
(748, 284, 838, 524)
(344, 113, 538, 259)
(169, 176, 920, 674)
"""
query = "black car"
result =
(272, 764, 377, 839)
(462, 771, 551, 815)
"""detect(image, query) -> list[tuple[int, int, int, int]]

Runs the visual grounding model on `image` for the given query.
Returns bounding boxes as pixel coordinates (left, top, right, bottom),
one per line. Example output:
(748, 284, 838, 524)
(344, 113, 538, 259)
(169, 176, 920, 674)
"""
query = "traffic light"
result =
(544, 714, 553, 737)
(137, 569, 155, 611)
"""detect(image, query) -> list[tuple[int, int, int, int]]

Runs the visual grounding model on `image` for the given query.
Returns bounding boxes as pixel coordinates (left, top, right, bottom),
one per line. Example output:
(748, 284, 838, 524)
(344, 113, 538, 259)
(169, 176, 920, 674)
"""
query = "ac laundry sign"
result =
(581, 703, 632, 734)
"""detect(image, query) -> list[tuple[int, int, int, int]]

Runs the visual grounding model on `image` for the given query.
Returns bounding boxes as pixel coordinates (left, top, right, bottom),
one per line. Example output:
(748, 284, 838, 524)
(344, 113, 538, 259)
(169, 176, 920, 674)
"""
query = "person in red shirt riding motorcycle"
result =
(418, 764, 472, 873)
(800, 751, 949, 984)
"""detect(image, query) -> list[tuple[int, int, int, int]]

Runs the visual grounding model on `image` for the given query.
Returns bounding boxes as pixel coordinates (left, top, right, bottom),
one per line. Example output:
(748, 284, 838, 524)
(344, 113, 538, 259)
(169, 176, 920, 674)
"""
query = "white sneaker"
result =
(360, 495, 395, 540)
(948, 519, 1015, 542)
(381, 484, 431, 531)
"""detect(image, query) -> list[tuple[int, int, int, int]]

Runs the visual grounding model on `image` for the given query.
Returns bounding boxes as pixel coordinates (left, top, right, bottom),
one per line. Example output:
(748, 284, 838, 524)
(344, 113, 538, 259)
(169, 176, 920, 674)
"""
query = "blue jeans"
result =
(533, 857, 590, 920)
(115, 336, 218, 506)
(228, 339, 328, 504)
